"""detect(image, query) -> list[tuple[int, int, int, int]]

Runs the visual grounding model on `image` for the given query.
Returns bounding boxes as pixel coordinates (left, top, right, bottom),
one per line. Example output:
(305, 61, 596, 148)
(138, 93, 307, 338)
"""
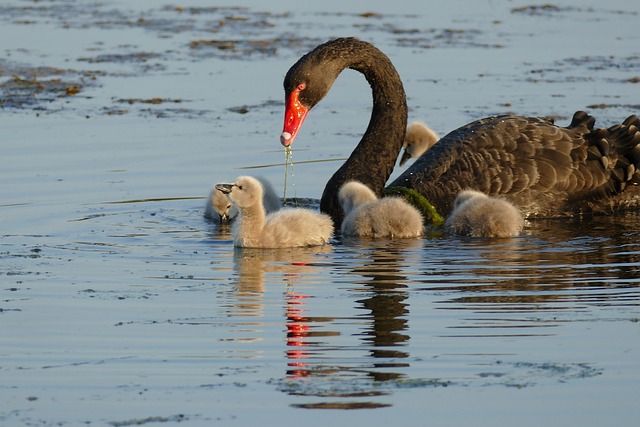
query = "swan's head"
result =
(280, 39, 349, 147)
(215, 176, 264, 210)
(211, 188, 238, 223)
(338, 181, 377, 215)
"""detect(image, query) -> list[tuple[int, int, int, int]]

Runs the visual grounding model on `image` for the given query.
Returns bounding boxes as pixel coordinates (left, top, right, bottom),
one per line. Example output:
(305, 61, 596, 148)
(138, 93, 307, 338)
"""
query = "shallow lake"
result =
(1, 0, 639, 426)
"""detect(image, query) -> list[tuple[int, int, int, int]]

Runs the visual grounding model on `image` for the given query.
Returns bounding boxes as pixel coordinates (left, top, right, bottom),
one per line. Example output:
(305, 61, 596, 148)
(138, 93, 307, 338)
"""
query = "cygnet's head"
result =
(215, 176, 264, 209)
(399, 121, 440, 166)
(211, 188, 239, 222)
(453, 189, 489, 208)
(338, 181, 377, 215)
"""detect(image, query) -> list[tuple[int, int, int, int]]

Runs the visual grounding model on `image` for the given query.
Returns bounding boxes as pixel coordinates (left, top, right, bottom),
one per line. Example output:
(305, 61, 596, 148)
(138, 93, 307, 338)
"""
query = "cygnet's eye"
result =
(226, 204, 232, 210)
(237, 185, 243, 190)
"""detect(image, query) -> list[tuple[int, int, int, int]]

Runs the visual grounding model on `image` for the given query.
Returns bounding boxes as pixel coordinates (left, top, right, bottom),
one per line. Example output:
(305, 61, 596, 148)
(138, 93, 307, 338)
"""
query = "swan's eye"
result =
(297, 83, 306, 91)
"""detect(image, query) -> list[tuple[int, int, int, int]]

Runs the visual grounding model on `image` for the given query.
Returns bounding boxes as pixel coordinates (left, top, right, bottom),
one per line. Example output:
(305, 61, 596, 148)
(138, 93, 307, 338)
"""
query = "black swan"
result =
(279, 37, 640, 227)
(445, 189, 524, 238)
(399, 121, 440, 167)
(339, 180, 423, 238)
(216, 176, 333, 248)
(204, 176, 280, 223)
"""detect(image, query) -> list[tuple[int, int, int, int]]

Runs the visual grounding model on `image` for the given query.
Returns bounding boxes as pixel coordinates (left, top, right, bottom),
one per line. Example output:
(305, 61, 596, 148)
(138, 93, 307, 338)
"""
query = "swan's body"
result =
(339, 181, 423, 238)
(399, 121, 440, 166)
(445, 190, 524, 238)
(205, 176, 280, 223)
(216, 176, 333, 248)
(280, 37, 640, 228)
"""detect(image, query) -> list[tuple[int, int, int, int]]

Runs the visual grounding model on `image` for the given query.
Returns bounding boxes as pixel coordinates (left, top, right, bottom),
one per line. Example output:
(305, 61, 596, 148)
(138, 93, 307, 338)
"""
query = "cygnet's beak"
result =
(399, 149, 412, 167)
(215, 183, 234, 194)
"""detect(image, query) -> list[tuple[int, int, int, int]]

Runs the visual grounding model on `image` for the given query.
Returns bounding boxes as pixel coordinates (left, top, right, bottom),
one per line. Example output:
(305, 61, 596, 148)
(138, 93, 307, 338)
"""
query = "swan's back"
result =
(445, 190, 524, 238)
(391, 112, 640, 217)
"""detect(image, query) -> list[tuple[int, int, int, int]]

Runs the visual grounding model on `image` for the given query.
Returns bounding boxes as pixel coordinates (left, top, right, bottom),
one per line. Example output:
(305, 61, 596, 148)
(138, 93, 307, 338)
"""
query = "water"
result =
(1, 1, 639, 426)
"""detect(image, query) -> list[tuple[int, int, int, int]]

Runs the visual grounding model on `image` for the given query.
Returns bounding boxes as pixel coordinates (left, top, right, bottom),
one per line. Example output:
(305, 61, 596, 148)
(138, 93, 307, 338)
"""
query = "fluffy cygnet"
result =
(204, 187, 238, 222)
(205, 176, 280, 223)
(445, 189, 524, 238)
(216, 176, 333, 248)
(399, 121, 440, 166)
(337, 178, 377, 215)
(339, 181, 424, 238)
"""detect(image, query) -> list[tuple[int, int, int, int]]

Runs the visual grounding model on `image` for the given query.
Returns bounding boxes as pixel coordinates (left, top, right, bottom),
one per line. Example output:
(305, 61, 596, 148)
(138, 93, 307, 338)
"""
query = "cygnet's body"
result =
(445, 190, 524, 238)
(216, 176, 333, 248)
(205, 176, 280, 223)
(339, 181, 424, 238)
(399, 121, 440, 166)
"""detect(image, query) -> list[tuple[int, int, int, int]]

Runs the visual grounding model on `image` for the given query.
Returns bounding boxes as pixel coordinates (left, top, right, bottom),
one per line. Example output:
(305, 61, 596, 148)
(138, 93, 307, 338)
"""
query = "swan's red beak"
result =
(280, 88, 309, 147)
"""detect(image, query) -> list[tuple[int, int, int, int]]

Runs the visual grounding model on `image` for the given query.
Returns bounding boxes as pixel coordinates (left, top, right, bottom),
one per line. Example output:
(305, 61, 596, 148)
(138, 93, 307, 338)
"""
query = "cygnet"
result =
(205, 176, 280, 223)
(339, 181, 424, 238)
(445, 189, 524, 238)
(216, 176, 333, 248)
(399, 121, 440, 166)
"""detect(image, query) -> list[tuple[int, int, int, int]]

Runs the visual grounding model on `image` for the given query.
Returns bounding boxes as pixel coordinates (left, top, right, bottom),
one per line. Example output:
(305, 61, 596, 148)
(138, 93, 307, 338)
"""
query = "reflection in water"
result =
(215, 245, 334, 367)
(223, 237, 424, 408)
(220, 212, 640, 410)
(231, 246, 339, 379)
(281, 238, 423, 408)
(284, 290, 340, 378)
(419, 214, 640, 320)
(284, 291, 311, 377)
(350, 240, 422, 382)
(229, 245, 333, 317)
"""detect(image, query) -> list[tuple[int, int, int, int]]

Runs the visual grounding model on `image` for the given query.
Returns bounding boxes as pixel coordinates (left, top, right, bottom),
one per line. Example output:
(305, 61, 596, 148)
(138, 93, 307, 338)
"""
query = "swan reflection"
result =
(229, 245, 333, 317)
(420, 214, 640, 312)
(222, 212, 640, 409)
(279, 238, 422, 407)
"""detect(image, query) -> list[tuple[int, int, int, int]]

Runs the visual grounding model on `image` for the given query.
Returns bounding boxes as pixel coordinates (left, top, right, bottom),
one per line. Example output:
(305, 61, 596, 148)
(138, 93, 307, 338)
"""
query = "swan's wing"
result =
(391, 112, 640, 216)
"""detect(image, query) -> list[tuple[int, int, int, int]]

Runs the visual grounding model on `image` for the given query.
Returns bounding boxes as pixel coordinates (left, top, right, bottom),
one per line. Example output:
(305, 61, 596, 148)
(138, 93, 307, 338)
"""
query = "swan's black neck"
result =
(295, 38, 407, 227)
